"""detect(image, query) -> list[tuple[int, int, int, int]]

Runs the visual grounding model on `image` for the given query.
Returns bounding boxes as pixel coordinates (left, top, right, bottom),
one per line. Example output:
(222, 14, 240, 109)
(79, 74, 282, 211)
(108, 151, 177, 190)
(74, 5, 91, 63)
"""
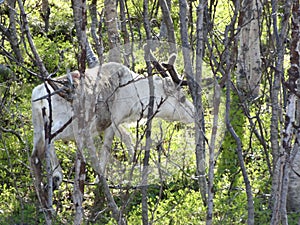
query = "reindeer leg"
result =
(30, 149, 48, 209)
(100, 125, 115, 173)
(114, 125, 134, 162)
(48, 143, 63, 190)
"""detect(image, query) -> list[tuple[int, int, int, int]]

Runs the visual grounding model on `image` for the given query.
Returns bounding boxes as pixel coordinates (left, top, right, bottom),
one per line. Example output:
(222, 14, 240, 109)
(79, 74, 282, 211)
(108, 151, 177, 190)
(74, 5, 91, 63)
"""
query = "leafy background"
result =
(0, 0, 298, 224)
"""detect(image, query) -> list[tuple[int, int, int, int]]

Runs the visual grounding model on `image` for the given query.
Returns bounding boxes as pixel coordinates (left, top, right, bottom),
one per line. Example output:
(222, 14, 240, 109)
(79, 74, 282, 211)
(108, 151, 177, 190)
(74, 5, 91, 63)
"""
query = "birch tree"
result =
(285, 0, 300, 215)
(269, 0, 292, 223)
(16, 0, 56, 223)
(105, 0, 121, 63)
(71, 0, 89, 222)
(178, 0, 208, 207)
(3, 0, 300, 223)
(0, 0, 23, 63)
(141, 0, 153, 223)
(89, 0, 105, 64)
(237, 0, 262, 99)
(159, 0, 176, 54)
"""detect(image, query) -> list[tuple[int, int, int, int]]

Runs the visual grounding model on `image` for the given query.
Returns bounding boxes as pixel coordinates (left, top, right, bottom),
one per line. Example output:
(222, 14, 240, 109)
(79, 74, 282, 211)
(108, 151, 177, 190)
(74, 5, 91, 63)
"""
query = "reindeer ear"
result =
(167, 53, 177, 65)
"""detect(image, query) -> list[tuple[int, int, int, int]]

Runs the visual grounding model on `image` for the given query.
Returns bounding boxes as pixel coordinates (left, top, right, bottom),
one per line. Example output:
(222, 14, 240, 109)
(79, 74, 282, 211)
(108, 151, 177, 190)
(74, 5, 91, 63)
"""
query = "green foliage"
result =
(213, 90, 272, 224)
(217, 92, 244, 181)
(33, 35, 76, 73)
(0, 0, 286, 224)
(0, 185, 43, 225)
(0, 69, 38, 224)
(127, 188, 206, 225)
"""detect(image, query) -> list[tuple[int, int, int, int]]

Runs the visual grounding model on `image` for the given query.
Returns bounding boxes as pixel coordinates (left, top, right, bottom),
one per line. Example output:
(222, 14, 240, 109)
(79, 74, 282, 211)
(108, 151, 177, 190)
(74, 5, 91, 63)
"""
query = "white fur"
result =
(31, 62, 194, 188)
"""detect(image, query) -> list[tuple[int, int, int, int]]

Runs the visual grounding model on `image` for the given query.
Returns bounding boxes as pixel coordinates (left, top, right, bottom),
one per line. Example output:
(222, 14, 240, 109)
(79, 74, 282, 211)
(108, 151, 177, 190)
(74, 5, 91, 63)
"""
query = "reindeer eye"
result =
(180, 96, 186, 103)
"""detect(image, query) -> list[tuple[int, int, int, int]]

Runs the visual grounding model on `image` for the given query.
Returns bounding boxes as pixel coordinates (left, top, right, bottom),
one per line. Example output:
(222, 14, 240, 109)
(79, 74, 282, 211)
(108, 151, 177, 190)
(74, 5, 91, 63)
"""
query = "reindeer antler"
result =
(149, 50, 169, 78)
(149, 51, 188, 86)
(34, 71, 79, 103)
(46, 79, 71, 100)
(161, 62, 188, 86)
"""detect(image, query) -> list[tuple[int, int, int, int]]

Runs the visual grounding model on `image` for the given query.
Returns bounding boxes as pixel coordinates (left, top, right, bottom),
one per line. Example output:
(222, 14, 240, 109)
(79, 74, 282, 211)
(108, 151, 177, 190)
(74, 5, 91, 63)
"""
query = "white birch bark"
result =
(270, 0, 295, 223)
(105, 0, 121, 63)
(237, 0, 262, 99)
(286, 0, 300, 213)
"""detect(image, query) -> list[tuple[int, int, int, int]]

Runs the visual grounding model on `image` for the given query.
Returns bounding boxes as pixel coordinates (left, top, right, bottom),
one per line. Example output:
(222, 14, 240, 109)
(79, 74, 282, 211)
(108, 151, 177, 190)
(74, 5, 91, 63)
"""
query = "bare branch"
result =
(0, 127, 24, 144)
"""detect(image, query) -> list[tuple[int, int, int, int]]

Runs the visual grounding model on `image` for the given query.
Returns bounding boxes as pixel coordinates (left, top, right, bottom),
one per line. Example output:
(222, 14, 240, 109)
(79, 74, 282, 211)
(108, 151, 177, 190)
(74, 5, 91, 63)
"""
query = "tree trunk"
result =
(287, 147, 300, 212)
(73, 151, 86, 225)
(237, 0, 262, 99)
(41, 0, 50, 33)
(89, 0, 105, 64)
(3, 0, 23, 63)
(17, 0, 54, 222)
(179, 0, 207, 206)
(119, 0, 130, 67)
(270, 95, 295, 224)
(206, 81, 221, 225)
(158, 0, 171, 40)
(71, 0, 89, 72)
(271, 0, 294, 224)
(141, 1, 153, 224)
(270, 0, 293, 223)
(222, 3, 255, 223)
(286, 0, 300, 214)
(71, 0, 89, 222)
(224, 32, 255, 225)
(159, 0, 176, 54)
(105, 0, 121, 63)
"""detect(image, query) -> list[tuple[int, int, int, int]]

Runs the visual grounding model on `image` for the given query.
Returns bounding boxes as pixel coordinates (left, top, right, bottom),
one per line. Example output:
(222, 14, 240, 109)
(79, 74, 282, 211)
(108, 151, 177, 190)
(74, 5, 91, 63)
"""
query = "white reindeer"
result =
(31, 60, 194, 189)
